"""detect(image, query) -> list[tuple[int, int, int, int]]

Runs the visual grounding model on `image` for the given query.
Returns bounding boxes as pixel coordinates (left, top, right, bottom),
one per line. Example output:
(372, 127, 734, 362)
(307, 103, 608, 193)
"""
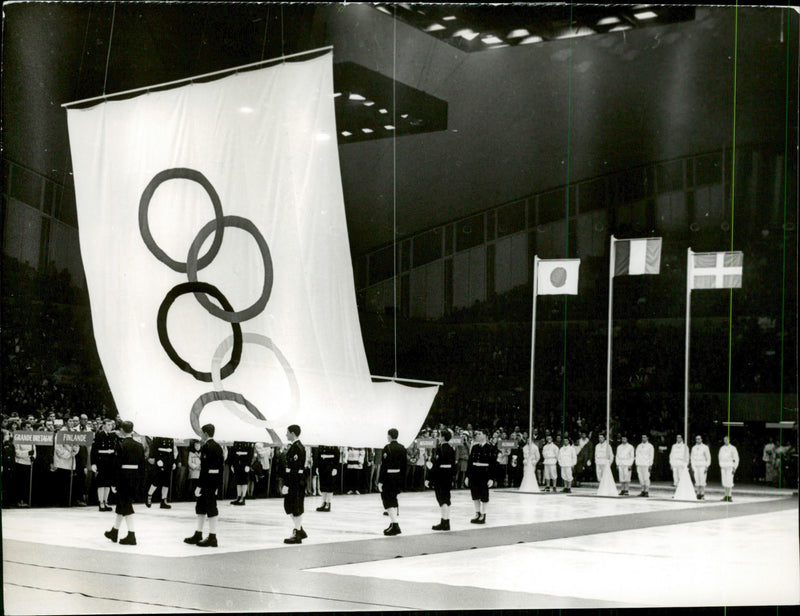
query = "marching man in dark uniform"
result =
(146, 435, 177, 509)
(315, 444, 339, 512)
(282, 424, 308, 544)
(92, 417, 118, 511)
(104, 420, 144, 546)
(466, 428, 497, 524)
(378, 428, 407, 536)
(227, 440, 253, 506)
(184, 423, 224, 547)
(426, 429, 456, 531)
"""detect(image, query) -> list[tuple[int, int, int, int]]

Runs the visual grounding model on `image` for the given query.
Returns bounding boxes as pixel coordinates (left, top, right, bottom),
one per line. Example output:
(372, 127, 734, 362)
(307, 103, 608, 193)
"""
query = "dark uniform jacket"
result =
(199, 439, 224, 491)
(379, 440, 407, 488)
(282, 440, 306, 489)
(91, 430, 118, 466)
(315, 445, 339, 474)
(151, 436, 176, 470)
(430, 442, 456, 487)
(115, 436, 145, 490)
(227, 441, 254, 475)
(467, 442, 498, 481)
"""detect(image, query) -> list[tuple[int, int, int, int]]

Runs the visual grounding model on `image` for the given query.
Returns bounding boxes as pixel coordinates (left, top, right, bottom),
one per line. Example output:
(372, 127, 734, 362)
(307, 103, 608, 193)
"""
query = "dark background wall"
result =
(2, 4, 797, 473)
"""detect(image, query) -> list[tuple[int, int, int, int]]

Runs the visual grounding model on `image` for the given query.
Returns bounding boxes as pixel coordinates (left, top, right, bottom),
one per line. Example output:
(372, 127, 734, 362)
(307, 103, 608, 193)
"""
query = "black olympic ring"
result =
(139, 168, 225, 273)
(189, 390, 282, 444)
(157, 282, 243, 382)
(186, 215, 274, 323)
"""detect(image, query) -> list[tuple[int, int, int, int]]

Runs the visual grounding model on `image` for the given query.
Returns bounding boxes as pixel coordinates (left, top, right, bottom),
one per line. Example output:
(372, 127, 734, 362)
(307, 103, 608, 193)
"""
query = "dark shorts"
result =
(469, 473, 490, 502)
(195, 486, 218, 517)
(283, 487, 304, 516)
(232, 465, 249, 484)
(318, 467, 337, 493)
(152, 464, 171, 486)
(94, 461, 114, 487)
(434, 482, 452, 506)
(381, 488, 399, 509)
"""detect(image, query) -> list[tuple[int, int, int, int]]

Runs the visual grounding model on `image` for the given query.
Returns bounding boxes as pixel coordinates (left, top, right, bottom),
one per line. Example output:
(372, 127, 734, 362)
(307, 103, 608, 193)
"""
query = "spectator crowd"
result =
(3, 409, 795, 510)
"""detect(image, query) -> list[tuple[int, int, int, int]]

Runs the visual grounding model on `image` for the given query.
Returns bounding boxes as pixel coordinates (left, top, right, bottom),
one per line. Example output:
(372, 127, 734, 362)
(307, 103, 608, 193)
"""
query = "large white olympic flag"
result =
(67, 53, 438, 447)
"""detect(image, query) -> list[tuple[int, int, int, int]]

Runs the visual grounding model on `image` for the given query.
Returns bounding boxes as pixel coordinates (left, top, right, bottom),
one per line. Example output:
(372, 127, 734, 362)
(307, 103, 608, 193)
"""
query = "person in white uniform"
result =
(557, 437, 577, 493)
(523, 436, 540, 484)
(541, 435, 559, 492)
(669, 434, 689, 486)
(718, 435, 739, 502)
(615, 436, 635, 495)
(690, 435, 711, 500)
(635, 434, 655, 497)
(594, 434, 614, 482)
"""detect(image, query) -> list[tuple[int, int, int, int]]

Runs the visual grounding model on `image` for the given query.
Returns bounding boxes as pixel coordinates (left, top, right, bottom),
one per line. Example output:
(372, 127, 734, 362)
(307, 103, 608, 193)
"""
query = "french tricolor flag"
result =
(613, 237, 662, 276)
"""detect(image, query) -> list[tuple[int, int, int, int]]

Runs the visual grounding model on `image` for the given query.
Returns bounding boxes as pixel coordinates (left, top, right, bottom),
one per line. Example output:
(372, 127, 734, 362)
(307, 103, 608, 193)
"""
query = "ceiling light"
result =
(489, 44, 510, 49)
(341, 131, 352, 137)
(384, 125, 395, 130)
(361, 128, 374, 134)
(609, 25, 632, 32)
(596, 16, 621, 26)
(398, 3, 412, 12)
(443, 15, 456, 21)
(379, 108, 388, 114)
(426, 23, 446, 32)
(349, 93, 365, 101)
(454, 28, 480, 41)
(634, 11, 658, 20)
(520, 35, 544, 45)
(333, 92, 341, 98)
(507, 29, 530, 39)
(401, 113, 409, 118)
(375, 6, 391, 15)
(482, 35, 503, 45)
(363, 100, 375, 106)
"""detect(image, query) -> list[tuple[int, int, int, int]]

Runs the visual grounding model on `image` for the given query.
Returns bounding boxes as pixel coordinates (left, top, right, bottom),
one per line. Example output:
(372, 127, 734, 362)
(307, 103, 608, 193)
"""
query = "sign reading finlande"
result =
(56, 431, 94, 445)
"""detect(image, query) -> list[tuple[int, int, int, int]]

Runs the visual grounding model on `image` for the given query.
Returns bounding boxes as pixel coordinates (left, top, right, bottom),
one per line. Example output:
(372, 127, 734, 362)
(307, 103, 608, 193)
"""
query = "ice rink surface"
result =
(3, 485, 798, 612)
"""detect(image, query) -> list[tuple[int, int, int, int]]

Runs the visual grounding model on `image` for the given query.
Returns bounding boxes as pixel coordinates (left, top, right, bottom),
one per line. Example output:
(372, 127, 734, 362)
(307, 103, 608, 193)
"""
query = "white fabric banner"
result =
(67, 53, 438, 448)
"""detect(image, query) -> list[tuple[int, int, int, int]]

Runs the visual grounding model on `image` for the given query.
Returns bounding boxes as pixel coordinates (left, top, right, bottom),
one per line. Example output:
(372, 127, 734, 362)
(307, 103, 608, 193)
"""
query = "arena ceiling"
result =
(2, 4, 794, 255)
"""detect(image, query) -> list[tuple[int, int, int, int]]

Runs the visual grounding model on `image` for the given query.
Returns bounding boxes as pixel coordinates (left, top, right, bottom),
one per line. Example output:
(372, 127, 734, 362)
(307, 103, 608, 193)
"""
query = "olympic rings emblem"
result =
(139, 167, 293, 440)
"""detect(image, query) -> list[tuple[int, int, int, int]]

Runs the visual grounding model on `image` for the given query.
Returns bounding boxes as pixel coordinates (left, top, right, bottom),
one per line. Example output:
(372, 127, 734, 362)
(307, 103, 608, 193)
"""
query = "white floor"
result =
(312, 508, 800, 608)
(3, 487, 798, 611)
(0, 489, 777, 557)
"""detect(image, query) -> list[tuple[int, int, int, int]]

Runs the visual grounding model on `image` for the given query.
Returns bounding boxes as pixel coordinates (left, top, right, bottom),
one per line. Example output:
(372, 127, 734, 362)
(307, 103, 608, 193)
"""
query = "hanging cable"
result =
(102, 3, 117, 95)
(61, 5, 92, 189)
(391, 14, 398, 378)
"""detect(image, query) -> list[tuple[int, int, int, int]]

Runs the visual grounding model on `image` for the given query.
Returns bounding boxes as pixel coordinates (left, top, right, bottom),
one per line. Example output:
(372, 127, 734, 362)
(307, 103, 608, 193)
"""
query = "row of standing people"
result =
(525, 432, 740, 501)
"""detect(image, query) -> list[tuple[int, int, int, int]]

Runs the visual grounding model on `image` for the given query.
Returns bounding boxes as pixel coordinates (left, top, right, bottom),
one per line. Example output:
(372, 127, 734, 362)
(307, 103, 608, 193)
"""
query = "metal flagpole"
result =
(528, 256, 540, 441)
(606, 236, 616, 438)
(684, 248, 693, 442)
